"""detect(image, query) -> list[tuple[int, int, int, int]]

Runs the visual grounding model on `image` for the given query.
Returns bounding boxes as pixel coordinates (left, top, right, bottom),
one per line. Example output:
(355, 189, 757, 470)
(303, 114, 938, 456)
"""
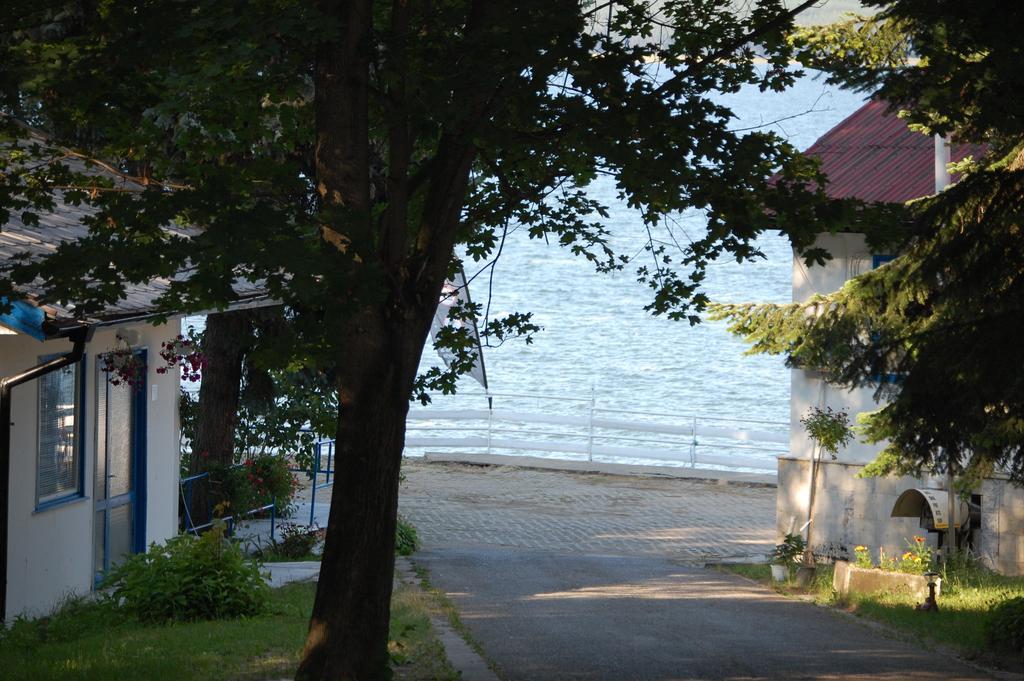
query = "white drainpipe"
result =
(935, 132, 956, 554)
(934, 133, 951, 193)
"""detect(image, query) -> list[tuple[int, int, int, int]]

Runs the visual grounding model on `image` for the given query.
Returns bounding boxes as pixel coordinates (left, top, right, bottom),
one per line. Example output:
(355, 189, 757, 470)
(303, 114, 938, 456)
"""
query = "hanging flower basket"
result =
(158, 335, 206, 383)
(101, 333, 206, 389)
(100, 338, 146, 389)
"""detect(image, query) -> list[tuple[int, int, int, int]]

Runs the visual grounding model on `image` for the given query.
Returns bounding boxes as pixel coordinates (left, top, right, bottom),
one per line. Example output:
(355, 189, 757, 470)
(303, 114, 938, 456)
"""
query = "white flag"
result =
(430, 267, 489, 390)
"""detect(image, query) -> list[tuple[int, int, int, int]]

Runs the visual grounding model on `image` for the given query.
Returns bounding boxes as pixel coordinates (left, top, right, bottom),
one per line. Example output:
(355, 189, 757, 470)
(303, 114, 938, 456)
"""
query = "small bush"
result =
(769, 533, 805, 567)
(396, 516, 419, 556)
(986, 596, 1024, 653)
(103, 525, 269, 622)
(257, 523, 324, 561)
(277, 523, 323, 558)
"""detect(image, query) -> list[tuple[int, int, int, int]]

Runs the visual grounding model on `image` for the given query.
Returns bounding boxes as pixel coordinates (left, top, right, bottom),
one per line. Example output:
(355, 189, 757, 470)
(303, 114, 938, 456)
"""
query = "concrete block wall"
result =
(779, 457, 1024, 575)
(778, 457, 942, 563)
(980, 478, 1024, 575)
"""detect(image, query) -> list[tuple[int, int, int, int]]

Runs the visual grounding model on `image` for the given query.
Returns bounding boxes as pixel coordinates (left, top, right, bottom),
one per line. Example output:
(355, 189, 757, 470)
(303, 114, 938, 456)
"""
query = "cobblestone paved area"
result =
(395, 460, 776, 563)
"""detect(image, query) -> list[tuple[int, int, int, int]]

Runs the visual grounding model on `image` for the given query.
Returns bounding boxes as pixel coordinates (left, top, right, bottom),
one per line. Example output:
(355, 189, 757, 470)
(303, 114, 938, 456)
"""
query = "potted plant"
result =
(769, 533, 805, 582)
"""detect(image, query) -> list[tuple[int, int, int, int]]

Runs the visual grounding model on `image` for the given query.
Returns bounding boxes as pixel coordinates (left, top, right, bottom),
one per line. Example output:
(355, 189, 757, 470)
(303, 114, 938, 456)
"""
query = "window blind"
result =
(37, 362, 81, 504)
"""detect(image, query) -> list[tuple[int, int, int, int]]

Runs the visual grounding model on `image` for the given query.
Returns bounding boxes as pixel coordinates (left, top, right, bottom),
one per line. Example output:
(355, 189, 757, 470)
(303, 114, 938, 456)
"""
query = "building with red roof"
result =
(776, 101, 1021, 576)
(803, 98, 985, 204)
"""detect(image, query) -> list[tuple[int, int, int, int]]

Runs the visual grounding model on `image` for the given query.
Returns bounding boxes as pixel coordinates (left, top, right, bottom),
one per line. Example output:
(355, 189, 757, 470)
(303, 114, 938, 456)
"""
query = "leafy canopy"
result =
(1, 1, 843, 376)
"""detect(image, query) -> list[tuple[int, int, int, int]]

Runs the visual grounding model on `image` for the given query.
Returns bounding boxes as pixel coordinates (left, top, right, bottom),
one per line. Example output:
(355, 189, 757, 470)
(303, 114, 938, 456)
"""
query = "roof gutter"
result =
(0, 324, 90, 622)
(44, 294, 281, 332)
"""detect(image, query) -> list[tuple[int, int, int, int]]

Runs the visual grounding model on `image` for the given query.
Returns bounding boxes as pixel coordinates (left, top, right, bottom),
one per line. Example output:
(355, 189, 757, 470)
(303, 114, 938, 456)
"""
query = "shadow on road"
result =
(416, 545, 993, 681)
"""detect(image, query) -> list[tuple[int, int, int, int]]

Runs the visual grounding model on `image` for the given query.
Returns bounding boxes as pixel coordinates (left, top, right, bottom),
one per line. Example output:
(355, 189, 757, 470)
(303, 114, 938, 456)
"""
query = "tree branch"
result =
(654, 0, 819, 96)
(380, 0, 413, 267)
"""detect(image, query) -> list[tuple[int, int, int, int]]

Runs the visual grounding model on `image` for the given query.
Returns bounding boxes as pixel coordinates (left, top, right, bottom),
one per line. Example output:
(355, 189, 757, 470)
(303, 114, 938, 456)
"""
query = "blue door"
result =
(93, 350, 147, 582)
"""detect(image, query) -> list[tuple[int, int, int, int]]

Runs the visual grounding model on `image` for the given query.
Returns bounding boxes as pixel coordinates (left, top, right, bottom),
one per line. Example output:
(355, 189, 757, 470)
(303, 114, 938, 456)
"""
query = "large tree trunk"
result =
(298, 0, 486, 675)
(296, 308, 428, 681)
(187, 309, 252, 527)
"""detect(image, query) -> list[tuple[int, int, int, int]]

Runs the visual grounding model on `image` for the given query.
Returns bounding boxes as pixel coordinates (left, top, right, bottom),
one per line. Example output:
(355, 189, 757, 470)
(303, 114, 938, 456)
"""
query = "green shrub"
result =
(768, 533, 805, 567)
(257, 523, 324, 561)
(396, 516, 419, 556)
(986, 595, 1024, 653)
(103, 525, 269, 622)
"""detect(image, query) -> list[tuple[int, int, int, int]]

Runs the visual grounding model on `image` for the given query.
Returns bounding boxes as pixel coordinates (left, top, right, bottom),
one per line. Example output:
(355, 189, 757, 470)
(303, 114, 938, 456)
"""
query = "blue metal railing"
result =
(180, 435, 335, 535)
(179, 470, 277, 541)
(302, 439, 335, 526)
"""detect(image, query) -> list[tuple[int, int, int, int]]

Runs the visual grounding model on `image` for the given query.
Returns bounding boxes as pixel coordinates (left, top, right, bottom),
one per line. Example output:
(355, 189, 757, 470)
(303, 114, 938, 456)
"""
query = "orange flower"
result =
(914, 536, 925, 544)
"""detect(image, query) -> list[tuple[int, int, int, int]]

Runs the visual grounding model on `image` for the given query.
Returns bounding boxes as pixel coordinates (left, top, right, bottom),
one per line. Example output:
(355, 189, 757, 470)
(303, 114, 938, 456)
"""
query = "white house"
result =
(777, 99, 1024, 575)
(0, 161, 270, 620)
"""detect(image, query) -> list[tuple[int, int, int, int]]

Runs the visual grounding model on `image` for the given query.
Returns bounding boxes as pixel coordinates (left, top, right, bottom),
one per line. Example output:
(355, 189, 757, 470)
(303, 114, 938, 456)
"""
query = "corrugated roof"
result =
(803, 99, 987, 203)
(0, 209, 270, 325)
(1, 142, 270, 327)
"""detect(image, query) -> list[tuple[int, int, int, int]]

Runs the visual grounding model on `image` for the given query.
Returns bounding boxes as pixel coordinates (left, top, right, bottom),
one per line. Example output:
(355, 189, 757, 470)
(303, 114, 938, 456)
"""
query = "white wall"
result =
(790, 233, 889, 465)
(786, 234, 1024, 575)
(1, 320, 181, 619)
(981, 477, 1024, 576)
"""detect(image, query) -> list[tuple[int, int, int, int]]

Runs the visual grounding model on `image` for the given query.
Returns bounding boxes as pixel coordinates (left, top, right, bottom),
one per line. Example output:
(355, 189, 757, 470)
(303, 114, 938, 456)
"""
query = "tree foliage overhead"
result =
(714, 2, 1024, 485)
(0, 0, 838, 335)
(790, 1, 1024, 142)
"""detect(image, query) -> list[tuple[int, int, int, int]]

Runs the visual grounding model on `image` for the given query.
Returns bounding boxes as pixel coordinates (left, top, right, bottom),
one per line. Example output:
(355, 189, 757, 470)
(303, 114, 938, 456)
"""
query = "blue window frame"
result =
(36, 355, 87, 510)
(93, 349, 147, 583)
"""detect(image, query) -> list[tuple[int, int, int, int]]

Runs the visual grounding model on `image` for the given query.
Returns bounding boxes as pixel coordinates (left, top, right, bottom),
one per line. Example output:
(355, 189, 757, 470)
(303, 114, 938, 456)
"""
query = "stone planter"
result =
(833, 560, 940, 601)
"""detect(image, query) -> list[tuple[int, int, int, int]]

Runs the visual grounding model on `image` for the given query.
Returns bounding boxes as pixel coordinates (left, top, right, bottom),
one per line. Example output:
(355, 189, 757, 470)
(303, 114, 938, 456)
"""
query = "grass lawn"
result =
(719, 561, 1024, 672)
(0, 580, 458, 681)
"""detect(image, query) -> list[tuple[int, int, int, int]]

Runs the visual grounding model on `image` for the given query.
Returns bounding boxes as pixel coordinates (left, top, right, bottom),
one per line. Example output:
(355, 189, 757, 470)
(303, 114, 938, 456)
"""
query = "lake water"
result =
(188, 72, 867, 470)
(410, 73, 865, 469)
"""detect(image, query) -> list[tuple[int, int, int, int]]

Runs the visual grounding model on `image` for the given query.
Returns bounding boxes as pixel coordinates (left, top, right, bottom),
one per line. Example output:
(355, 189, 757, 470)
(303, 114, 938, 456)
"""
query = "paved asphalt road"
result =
(415, 545, 994, 681)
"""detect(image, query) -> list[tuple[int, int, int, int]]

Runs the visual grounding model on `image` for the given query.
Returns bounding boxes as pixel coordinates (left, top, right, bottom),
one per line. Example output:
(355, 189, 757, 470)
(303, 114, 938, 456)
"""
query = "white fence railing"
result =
(405, 391, 788, 474)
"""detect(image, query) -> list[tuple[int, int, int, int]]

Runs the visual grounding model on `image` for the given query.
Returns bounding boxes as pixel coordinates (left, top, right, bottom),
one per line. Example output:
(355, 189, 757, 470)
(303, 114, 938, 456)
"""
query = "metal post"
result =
(587, 384, 596, 462)
(270, 498, 277, 542)
(690, 416, 698, 468)
(185, 478, 194, 532)
(326, 442, 333, 484)
(486, 404, 493, 456)
(309, 441, 320, 526)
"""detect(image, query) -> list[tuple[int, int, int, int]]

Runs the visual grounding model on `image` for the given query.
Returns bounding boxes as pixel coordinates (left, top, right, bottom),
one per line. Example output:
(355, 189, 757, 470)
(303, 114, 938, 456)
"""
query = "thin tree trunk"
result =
(296, 308, 425, 680)
(804, 444, 819, 567)
(188, 309, 252, 526)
